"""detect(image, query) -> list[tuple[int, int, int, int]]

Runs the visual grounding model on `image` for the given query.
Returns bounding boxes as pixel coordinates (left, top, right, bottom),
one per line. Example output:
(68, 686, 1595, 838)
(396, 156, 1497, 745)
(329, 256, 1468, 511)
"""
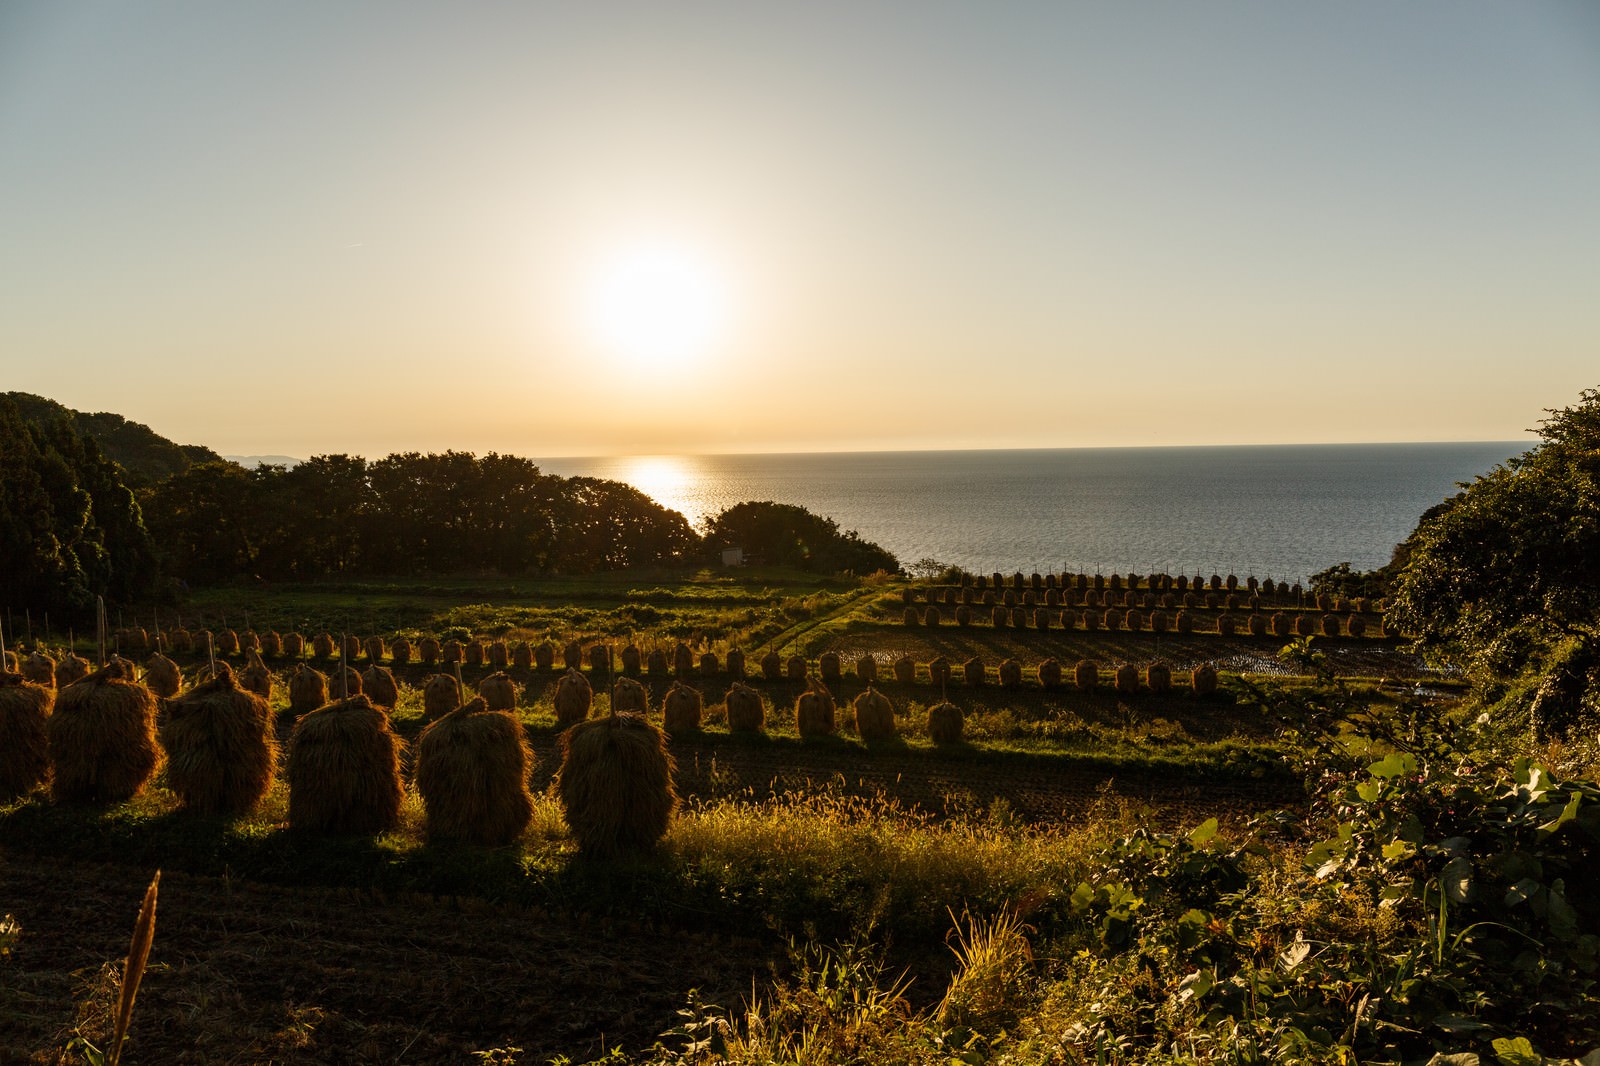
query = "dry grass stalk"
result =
(48, 664, 159, 804)
(725, 683, 766, 733)
(415, 696, 535, 846)
(160, 661, 277, 815)
(106, 870, 160, 1066)
(288, 665, 328, 716)
(851, 686, 895, 740)
(423, 674, 461, 719)
(554, 669, 592, 727)
(287, 694, 404, 834)
(927, 701, 963, 745)
(662, 681, 703, 733)
(0, 672, 53, 801)
(557, 711, 676, 857)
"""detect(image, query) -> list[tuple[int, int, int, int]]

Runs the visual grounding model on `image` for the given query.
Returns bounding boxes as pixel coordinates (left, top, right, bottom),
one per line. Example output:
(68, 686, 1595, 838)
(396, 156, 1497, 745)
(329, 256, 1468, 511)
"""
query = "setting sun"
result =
(582, 242, 730, 369)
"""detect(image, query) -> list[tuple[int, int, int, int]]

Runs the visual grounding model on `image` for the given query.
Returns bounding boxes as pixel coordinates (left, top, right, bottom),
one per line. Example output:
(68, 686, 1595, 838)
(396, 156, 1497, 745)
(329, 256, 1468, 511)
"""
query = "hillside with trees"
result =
(2, 391, 222, 486)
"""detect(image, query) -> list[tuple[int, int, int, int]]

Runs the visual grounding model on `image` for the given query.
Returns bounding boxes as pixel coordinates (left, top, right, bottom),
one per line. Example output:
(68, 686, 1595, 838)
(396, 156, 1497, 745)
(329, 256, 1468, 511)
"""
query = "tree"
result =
(701, 501, 900, 575)
(1388, 387, 1600, 733)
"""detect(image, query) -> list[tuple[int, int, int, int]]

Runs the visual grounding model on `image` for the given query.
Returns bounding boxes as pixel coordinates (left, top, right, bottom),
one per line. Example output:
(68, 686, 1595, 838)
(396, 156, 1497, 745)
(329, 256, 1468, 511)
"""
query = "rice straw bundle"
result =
(1295, 614, 1317, 637)
(649, 648, 671, 677)
(982, 590, 996, 606)
(1075, 659, 1099, 690)
(725, 648, 746, 678)
(1003, 590, 1017, 608)
(283, 632, 304, 658)
(851, 686, 895, 740)
(366, 636, 387, 664)
(673, 643, 694, 678)
(556, 712, 676, 857)
(465, 640, 486, 668)
(415, 696, 535, 846)
(1115, 663, 1139, 695)
(0, 671, 53, 800)
(332, 665, 363, 698)
(1146, 662, 1172, 694)
(611, 676, 650, 714)
(534, 641, 556, 670)
(1248, 614, 1267, 636)
(1103, 609, 1121, 631)
(1124, 610, 1142, 631)
(286, 694, 403, 835)
(1082, 610, 1100, 631)
(1347, 615, 1366, 638)
(239, 650, 273, 700)
(819, 652, 842, 683)
(477, 671, 518, 712)
(927, 701, 963, 745)
(312, 633, 336, 659)
(54, 652, 90, 687)
(901, 588, 916, 605)
(48, 664, 159, 804)
(218, 629, 241, 656)
(991, 605, 1008, 627)
(289, 665, 329, 715)
(854, 655, 877, 683)
(1037, 659, 1062, 688)
(760, 650, 782, 681)
(1217, 613, 1239, 636)
(662, 681, 703, 733)
(928, 657, 951, 687)
(144, 652, 182, 699)
(1150, 610, 1170, 634)
(588, 645, 612, 682)
(1191, 663, 1219, 696)
(893, 656, 915, 684)
(488, 640, 509, 670)
(786, 655, 807, 681)
(339, 634, 361, 662)
(442, 640, 464, 666)
(1034, 608, 1052, 631)
(699, 651, 719, 676)
(173, 627, 194, 654)
(1045, 588, 1061, 606)
(621, 645, 642, 674)
(562, 641, 582, 670)
(1023, 591, 1037, 607)
(1010, 607, 1027, 628)
(390, 637, 412, 666)
(510, 641, 531, 670)
(924, 606, 942, 627)
(362, 665, 400, 709)
(240, 630, 259, 652)
(22, 652, 56, 687)
(725, 683, 766, 733)
(419, 637, 442, 666)
(962, 657, 986, 687)
(424, 673, 462, 719)
(1318, 614, 1340, 637)
(794, 681, 836, 737)
(160, 661, 277, 816)
(554, 669, 592, 727)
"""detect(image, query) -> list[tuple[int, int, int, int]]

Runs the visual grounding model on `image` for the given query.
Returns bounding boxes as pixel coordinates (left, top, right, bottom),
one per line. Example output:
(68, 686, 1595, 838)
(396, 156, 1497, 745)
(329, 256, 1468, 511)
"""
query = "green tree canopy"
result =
(701, 501, 900, 575)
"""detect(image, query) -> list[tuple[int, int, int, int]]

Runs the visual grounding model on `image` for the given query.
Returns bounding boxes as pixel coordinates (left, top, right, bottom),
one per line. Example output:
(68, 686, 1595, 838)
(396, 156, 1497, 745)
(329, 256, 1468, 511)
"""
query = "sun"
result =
(583, 243, 730, 368)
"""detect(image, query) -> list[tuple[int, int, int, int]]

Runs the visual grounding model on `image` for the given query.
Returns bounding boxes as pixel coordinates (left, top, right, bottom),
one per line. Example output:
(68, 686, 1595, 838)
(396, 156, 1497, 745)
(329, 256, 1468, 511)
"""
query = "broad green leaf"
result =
(1522, 765, 1550, 800)
(1383, 840, 1415, 862)
(1069, 882, 1094, 911)
(1369, 752, 1417, 779)
(1176, 969, 1212, 1001)
(1278, 939, 1311, 973)
(1491, 1036, 1543, 1066)
(1538, 792, 1582, 835)
(1505, 878, 1540, 907)
(1548, 881, 1579, 940)
(1442, 855, 1474, 904)
(1434, 1013, 1490, 1033)
(1424, 1055, 1481, 1066)
(1188, 817, 1219, 847)
(1357, 780, 1384, 803)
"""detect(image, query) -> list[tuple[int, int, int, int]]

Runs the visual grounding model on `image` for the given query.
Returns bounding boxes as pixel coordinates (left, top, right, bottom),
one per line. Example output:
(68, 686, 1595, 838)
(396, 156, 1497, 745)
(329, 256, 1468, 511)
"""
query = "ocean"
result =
(537, 442, 1525, 584)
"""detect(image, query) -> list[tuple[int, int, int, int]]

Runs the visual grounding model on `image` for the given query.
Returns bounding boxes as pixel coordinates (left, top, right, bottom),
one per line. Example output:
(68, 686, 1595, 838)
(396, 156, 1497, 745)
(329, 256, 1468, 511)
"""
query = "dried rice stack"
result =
(477, 671, 517, 712)
(562, 641, 582, 670)
(424, 673, 462, 719)
(160, 662, 277, 816)
(239, 650, 273, 700)
(991, 605, 1008, 627)
(173, 628, 195, 654)
(726, 683, 766, 733)
(795, 680, 836, 737)
(261, 631, 283, 658)
(851, 686, 895, 741)
(620, 645, 642, 674)
(554, 669, 592, 727)
(760, 650, 782, 681)
(611, 676, 650, 714)
(928, 657, 952, 687)
(1037, 659, 1062, 688)
(1115, 664, 1139, 695)
(419, 637, 441, 665)
(363, 665, 400, 709)
(289, 665, 329, 716)
(649, 648, 671, 677)
(854, 655, 877, 683)
(1075, 660, 1099, 690)
(924, 606, 942, 627)
(312, 633, 336, 659)
(442, 639, 464, 666)
(927, 701, 963, 745)
(819, 652, 842, 683)
(333, 666, 363, 698)
(391, 637, 412, 666)
(557, 711, 676, 858)
(489, 640, 509, 670)
(534, 642, 555, 670)
(219, 629, 241, 656)
(144, 652, 183, 700)
(365, 636, 386, 664)
(786, 655, 807, 681)
(662, 681, 703, 733)
(893, 656, 916, 684)
(465, 640, 486, 668)
(673, 643, 694, 678)
(510, 641, 531, 670)
(998, 659, 1022, 688)
(0, 672, 53, 800)
(725, 648, 746, 679)
(283, 632, 304, 658)
(962, 657, 985, 687)
(699, 651, 718, 676)
(1191, 663, 1219, 696)
(55, 653, 90, 687)
(902, 606, 920, 627)
(343, 635, 363, 662)
(22, 652, 55, 687)
(287, 694, 404, 835)
(1146, 662, 1172, 694)
(415, 697, 535, 847)
(47, 664, 160, 804)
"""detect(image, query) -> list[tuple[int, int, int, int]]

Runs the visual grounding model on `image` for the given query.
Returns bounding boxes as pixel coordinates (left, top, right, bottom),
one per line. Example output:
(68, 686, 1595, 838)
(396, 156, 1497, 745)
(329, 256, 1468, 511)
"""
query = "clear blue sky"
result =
(2, 1, 1596, 457)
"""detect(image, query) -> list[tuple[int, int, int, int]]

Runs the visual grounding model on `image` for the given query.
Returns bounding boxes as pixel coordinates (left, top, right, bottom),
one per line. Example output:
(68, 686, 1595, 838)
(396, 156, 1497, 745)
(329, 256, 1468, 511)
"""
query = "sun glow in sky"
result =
(1, 2, 1597, 458)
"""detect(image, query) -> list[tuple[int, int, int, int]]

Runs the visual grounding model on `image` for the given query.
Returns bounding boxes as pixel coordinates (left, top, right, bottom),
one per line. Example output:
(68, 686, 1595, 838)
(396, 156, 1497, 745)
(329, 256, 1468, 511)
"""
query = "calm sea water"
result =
(538, 442, 1524, 584)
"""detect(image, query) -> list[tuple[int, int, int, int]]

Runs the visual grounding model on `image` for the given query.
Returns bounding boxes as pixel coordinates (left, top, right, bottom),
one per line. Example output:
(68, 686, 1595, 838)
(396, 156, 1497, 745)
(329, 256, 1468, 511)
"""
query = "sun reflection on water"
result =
(612, 455, 706, 524)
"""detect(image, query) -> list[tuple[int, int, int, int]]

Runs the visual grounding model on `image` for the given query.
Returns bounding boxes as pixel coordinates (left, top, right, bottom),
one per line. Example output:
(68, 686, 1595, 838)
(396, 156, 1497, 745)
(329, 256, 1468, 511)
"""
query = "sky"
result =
(2, 1, 1597, 459)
